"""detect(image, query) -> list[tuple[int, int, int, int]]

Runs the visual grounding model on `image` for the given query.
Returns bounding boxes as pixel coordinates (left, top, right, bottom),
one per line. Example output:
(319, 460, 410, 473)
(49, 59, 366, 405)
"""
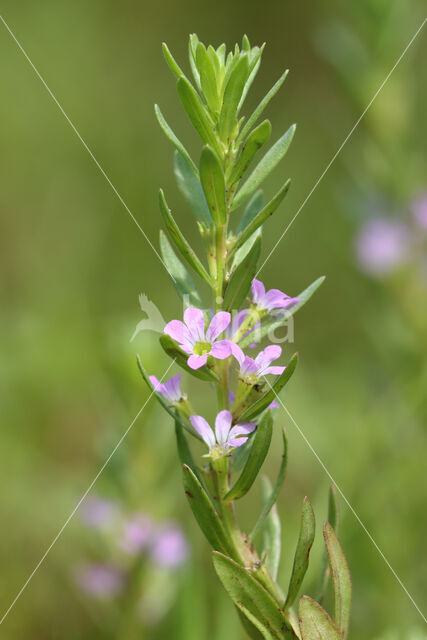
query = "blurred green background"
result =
(0, 1, 426, 638)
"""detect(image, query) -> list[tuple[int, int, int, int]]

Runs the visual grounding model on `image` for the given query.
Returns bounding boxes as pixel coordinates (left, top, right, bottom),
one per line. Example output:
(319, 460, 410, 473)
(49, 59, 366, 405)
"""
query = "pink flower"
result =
(79, 497, 118, 530)
(356, 218, 409, 276)
(75, 564, 124, 598)
(251, 279, 298, 313)
(150, 524, 189, 568)
(235, 345, 285, 381)
(119, 513, 153, 555)
(190, 410, 256, 451)
(164, 307, 243, 370)
(149, 374, 183, 403)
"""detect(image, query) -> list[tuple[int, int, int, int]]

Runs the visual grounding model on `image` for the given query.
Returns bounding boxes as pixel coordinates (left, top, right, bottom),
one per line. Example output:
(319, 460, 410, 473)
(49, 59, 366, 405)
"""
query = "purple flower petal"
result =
(255, 345, 282, 369)
(187, 353, 208, 369)
(151, 525, 189, 568)
(228, 341, 245, 364)
(240, 356, 259, 376)
(206, 311, 231, 342)
(163, 374, 182, 402)
(226, 309, 248, 339)
(209, 340, 232, 360)
(228, 390, 236, 404)
(268, 400, 279, 409)
(215, 410, 232, 445)
(251, 278, 265, 304)
(263, 366, 285, 376)
(227, 422, 256, 447)
(164, 320, 192, 346)
(190, 415, 215, 448)
(184, 307, 205, 342)
(149, 375, 163, 393)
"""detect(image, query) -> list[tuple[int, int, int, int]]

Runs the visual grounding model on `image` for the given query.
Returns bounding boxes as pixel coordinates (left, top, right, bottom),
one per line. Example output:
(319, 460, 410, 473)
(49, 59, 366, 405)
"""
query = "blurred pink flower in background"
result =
(119, 513, 153, 555)
(75, 563, 124, 598)
(150, 524, 189, 568)
(355, 218, 410, 276)
(79, 497, 118, 530)
(412, 193, 427, 230)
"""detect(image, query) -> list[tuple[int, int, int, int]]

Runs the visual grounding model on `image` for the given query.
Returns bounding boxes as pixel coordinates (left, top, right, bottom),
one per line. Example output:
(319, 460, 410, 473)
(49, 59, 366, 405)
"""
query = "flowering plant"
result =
(138, 35, 352, 639)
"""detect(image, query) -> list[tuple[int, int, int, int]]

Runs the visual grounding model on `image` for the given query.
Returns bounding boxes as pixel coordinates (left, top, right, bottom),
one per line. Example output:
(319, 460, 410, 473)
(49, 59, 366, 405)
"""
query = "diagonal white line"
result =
(0, 359, 175, 625)
(0, 13, 175, 282)
(263, 377, 427, 625)
(256, 17, 427, 277)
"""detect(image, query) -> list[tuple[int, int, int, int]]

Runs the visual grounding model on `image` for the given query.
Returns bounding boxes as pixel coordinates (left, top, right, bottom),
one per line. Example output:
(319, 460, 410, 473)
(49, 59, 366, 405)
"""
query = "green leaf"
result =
(225, 412, 272, 501)
(199, 145, 226, 225)
(196, 43, 220, 114)
(236, 190, 264, 235)
(159, 334, 219, 383)
(232, 429, 256, 472)
(223, 235, 261, 311)
(298, 596, 342, 640)
(188, 34, 202, 90)
(159, 231, 203, 307)
(230, 180, 291, 257)
(237, 45, 264, 113)
(212, 552, 297, 640)
(284, 497, 316, 609)
(237, 609, 265, 640)
(323, 522, 352, 638)
(260, 476, 281, 581)
(174, 417, 205, 487)
(250, 427, 288, 541)
(136, 355, 201, 441)
(174, 152, 212, 227)
(238, 71, 289, 143)
(177, 77, 222, 156)
(239, 277, 325, 349)
(231, 226, 261, 272)
(238, 353, 298, 422)
(219, 55, 249, 142)
(183, 465, 238, 558)
(159, 189, 212, 285)
(162, 42, 185, 79)
(155, 104, 198, 177)
(227, 120, 272, 187)
(317, 485, 339, 602)
(232, 124, 296, 211)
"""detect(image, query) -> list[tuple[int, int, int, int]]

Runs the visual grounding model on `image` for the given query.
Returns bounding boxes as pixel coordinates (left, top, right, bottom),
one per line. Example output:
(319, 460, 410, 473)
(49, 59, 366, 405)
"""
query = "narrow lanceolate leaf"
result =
(177, 77, 222, 156)
(239, 353, 298, 422)
(223, 235, 261, 311)
(196, 43, 220, 114)
(284, 497, 316, 609)
(212, 552, 297, 640)
(155, 105, 198, 177)
(136, 355, 201, 441)
(219, 55, 249, 143)
(232, 124, 296, 211)
(227, 120, 272, 187)
(238, 70, 289, 143)
(236, 190, 264, 234)
(250, 427, 288, 541)
(260, 476, 281, 581)
(183, 466, 238, 559)
(199, 145, 226, 225)
(323, 522, 352, 638)
(159, 335, 219, 383)
(239, 277, 325, 349)
(237, 45, 264, 113)
(230, 179, 291, 257)
(174, 152, 212, 227)
(188, 34, 201, 91)
(237, 609, 265, 640)
(162, 42, 185, 79)
(225, 412, 272, 501)
(298, 596, 342, 640)
(175, 417, 202, 483)
(317, 485, 340, 602)
(159, 189, 212, 285)
(159, 231, 203, 307)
